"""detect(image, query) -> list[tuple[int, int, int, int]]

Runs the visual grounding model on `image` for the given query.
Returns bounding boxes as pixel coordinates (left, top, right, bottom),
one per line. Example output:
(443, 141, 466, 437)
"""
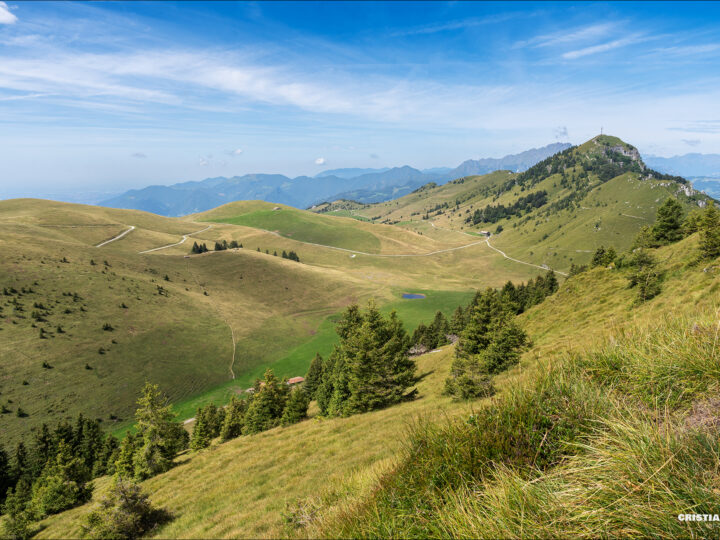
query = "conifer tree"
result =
(131, 383, 181, 480)
(114, 434, 137, 478)
(29, 440, 91, 517)
(220, 396, 248, 441)
(11, 442, 29, 485)
(450, 305, 466, 335)
(652, 197, 685, 244)
(700, 202, 720, 259)
(280, 387, 310, 426)
(243, 370, 289, 434)
(0, 444, 11, 506)
(31, 424, 53, 478)
(2, 477, 32, 540)
(304, 353, 324, 398)
(322, 301, 416, 416)
(190, 407, 213, 451)
(83, 476, 167, 539)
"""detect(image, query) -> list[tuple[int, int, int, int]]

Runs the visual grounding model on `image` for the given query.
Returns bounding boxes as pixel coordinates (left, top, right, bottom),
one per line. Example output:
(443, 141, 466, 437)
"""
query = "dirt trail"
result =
(95, 226, 135, 247)
(138, 225, 212, 254)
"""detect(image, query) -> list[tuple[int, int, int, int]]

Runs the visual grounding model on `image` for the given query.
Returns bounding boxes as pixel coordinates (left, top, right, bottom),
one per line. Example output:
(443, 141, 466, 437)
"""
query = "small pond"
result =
(402, 293, 426, 299)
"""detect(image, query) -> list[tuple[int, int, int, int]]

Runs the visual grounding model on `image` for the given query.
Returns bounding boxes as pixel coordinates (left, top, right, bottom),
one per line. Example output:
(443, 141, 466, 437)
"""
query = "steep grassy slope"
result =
(36, 347, 473, 539)
(309, 235, 720, 539)
(34, 227, 720, 539)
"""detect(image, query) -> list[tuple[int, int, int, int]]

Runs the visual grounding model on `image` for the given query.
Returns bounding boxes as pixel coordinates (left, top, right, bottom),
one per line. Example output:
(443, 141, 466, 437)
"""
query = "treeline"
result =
(466, 190, 547, 225)
(1, 384, 187, 538)
(573, 198, 720, 303)
(300, 303, 418, 418)
(442, 271, 558, 399)
(189, 370, 310, 451)
(191, 240, 301, 262)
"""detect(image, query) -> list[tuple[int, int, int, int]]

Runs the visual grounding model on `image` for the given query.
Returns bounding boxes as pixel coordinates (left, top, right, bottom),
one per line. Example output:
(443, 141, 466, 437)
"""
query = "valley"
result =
(2, 134, 719, 539)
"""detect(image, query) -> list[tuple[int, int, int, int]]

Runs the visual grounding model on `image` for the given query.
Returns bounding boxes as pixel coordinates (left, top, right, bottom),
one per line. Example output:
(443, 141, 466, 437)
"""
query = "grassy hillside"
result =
(309, 234, 720, 539)
(326, 136, 712, 271)
(33, 223, 720, 539)
(1, 198, 536, 445)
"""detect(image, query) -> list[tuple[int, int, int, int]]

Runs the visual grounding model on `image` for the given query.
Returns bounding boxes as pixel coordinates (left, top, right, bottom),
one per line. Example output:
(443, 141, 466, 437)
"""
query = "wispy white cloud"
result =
(515, 22, 618, 49)
(131, 152, 147, 158)
(650, 43, 720, 57)
(682, 139, 701, 146)
(315, 157, 326, 165)
(562, 35, 650, 59)
(232, 148, 243, 156)
(0, 1, 17, 24)
(390, 13, 522, 37)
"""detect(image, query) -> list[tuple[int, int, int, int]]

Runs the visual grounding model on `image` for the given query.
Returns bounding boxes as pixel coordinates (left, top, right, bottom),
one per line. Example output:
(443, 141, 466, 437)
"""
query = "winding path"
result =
(138, 225, 213, 254)
(485, 237, 568, 277)
(95, 226, 135, 247)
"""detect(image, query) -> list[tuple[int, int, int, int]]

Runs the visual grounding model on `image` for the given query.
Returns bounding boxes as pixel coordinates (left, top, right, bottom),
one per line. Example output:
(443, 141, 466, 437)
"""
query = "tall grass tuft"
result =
(322, 310, 720, 538)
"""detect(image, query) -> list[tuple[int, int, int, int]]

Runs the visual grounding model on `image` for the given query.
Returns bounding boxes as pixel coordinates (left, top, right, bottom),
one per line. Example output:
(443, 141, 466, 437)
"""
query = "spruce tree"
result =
(0, 444, 11, 506)
(304, 353, 324, 398)
(280, 387, 310, 426)
(190, 407, 212, 451)
(220, 397, 248, 441)
(29, 440, 92, 517)
(131, 383, 180, 480)
(700, 202, 720, 259)
(83, 476, 167, 539)
(2, 477, 33, 540)
(243, 370, 289, 434)
(652, 197, 685, 244)
(336, 302, 416, 415)
(114, 434, 137, 478)
(450, 305, 466, 335)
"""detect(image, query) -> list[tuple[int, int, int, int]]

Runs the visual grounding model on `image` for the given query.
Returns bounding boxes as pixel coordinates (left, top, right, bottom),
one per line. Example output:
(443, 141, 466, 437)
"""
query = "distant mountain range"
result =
(99, 142, 572, 216)
(643, 153, 720, 177)
(640, 153, 720, 199)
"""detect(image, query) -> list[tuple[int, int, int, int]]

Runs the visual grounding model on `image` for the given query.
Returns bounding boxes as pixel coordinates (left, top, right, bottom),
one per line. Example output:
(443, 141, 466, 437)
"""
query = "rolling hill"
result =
(33, 214, 720, 539)
(321, 135, 712, 271)
(0, 198, 537, 446)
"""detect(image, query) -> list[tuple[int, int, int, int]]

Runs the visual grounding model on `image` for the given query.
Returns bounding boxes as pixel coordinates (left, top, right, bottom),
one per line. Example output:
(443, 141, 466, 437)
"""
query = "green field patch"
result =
(119, 288, 478, 432)
(208, 209, 382, 253)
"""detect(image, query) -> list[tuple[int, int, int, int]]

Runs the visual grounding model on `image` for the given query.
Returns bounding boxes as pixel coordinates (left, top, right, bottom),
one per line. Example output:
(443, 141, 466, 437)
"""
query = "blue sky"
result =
(1, 1, 720, 197)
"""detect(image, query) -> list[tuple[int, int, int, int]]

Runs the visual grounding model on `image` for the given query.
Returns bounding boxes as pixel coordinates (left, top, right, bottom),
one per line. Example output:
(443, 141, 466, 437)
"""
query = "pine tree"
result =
(131, 383, 180, 480)
(83, 476, 167, 539)
(1, 477, 33, 540)
(280, 387, 310, 426)
(652, 197, 685, 244)
(114, 434, 137, 478)
(304, 353, 324, 398)
(700, 202, 720, 259)
(0, 444, 11, 506)
(29, 440, 92, 517)
(220, 397, 248, 441)
(243, 370, 289, 434)
(337, 302, 416, 415)
(591, 246, 607, 267)
(450, 305, 466, 335)
(190, 407, 213, 451)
